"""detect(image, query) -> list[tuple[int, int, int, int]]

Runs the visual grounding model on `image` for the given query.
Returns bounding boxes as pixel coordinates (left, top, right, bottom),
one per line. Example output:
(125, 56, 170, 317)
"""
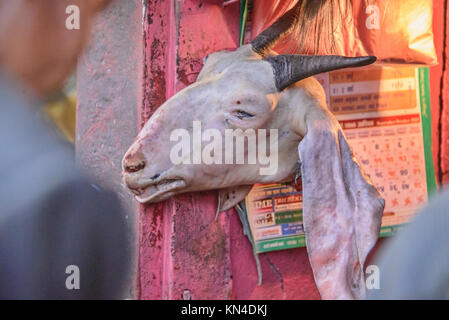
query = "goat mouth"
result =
(133, 179, 186, 203)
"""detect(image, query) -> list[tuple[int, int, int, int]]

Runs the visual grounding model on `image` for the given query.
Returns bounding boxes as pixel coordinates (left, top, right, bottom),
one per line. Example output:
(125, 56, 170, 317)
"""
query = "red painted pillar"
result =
(138, 0, 237, 300)
(430, 0, 445, 185)
(138, 0, 319, 300)
(439, 1, 449, 184)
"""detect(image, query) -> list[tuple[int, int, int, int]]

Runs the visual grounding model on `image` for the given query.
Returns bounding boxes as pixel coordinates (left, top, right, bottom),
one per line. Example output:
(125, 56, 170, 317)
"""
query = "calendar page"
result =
(245, 64, 436, 253)
(245, 183, 306, 253)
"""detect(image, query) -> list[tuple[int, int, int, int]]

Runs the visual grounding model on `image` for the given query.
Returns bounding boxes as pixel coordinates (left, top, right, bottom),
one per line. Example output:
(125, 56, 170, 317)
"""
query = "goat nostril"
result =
(124, 161, 146, 173)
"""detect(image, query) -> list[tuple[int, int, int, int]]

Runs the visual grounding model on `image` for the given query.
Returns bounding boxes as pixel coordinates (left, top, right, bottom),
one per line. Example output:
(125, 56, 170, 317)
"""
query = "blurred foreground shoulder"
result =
(368, 189, 449, 299)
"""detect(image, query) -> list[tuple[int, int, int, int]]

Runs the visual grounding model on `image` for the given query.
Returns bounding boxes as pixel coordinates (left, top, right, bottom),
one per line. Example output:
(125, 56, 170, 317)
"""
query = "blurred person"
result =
(0, 0, 130, 299)
(368, 188, 449, 299)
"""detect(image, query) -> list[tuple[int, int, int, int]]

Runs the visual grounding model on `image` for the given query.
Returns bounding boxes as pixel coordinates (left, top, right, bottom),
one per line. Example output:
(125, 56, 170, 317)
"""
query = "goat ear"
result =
(216, 185, 253, 218)
(298, 109, 384, 299)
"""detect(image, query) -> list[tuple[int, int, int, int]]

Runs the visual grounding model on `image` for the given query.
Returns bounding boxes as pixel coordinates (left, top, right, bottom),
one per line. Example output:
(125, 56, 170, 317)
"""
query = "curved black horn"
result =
(251, 1, 302, 56)
(265, 55, 377, 91)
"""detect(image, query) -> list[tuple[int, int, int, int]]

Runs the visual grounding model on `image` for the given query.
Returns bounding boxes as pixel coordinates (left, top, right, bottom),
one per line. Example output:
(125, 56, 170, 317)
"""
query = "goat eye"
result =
(203, 54, 210, 64)
(234, 110, 254, 120)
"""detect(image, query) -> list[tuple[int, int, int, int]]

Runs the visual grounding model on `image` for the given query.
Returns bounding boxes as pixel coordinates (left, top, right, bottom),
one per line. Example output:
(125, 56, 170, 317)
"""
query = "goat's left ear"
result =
(298, 107, 384, 299)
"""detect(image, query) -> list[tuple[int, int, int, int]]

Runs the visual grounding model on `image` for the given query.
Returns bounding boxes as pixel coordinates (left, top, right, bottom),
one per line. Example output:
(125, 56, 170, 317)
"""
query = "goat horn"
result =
(250, 1, 302, 56)
(265, 55, 377, 91)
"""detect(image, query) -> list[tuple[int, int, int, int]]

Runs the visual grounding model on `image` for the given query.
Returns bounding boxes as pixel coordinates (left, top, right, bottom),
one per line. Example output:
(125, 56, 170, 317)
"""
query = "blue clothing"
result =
(0, 73, 130, 299)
